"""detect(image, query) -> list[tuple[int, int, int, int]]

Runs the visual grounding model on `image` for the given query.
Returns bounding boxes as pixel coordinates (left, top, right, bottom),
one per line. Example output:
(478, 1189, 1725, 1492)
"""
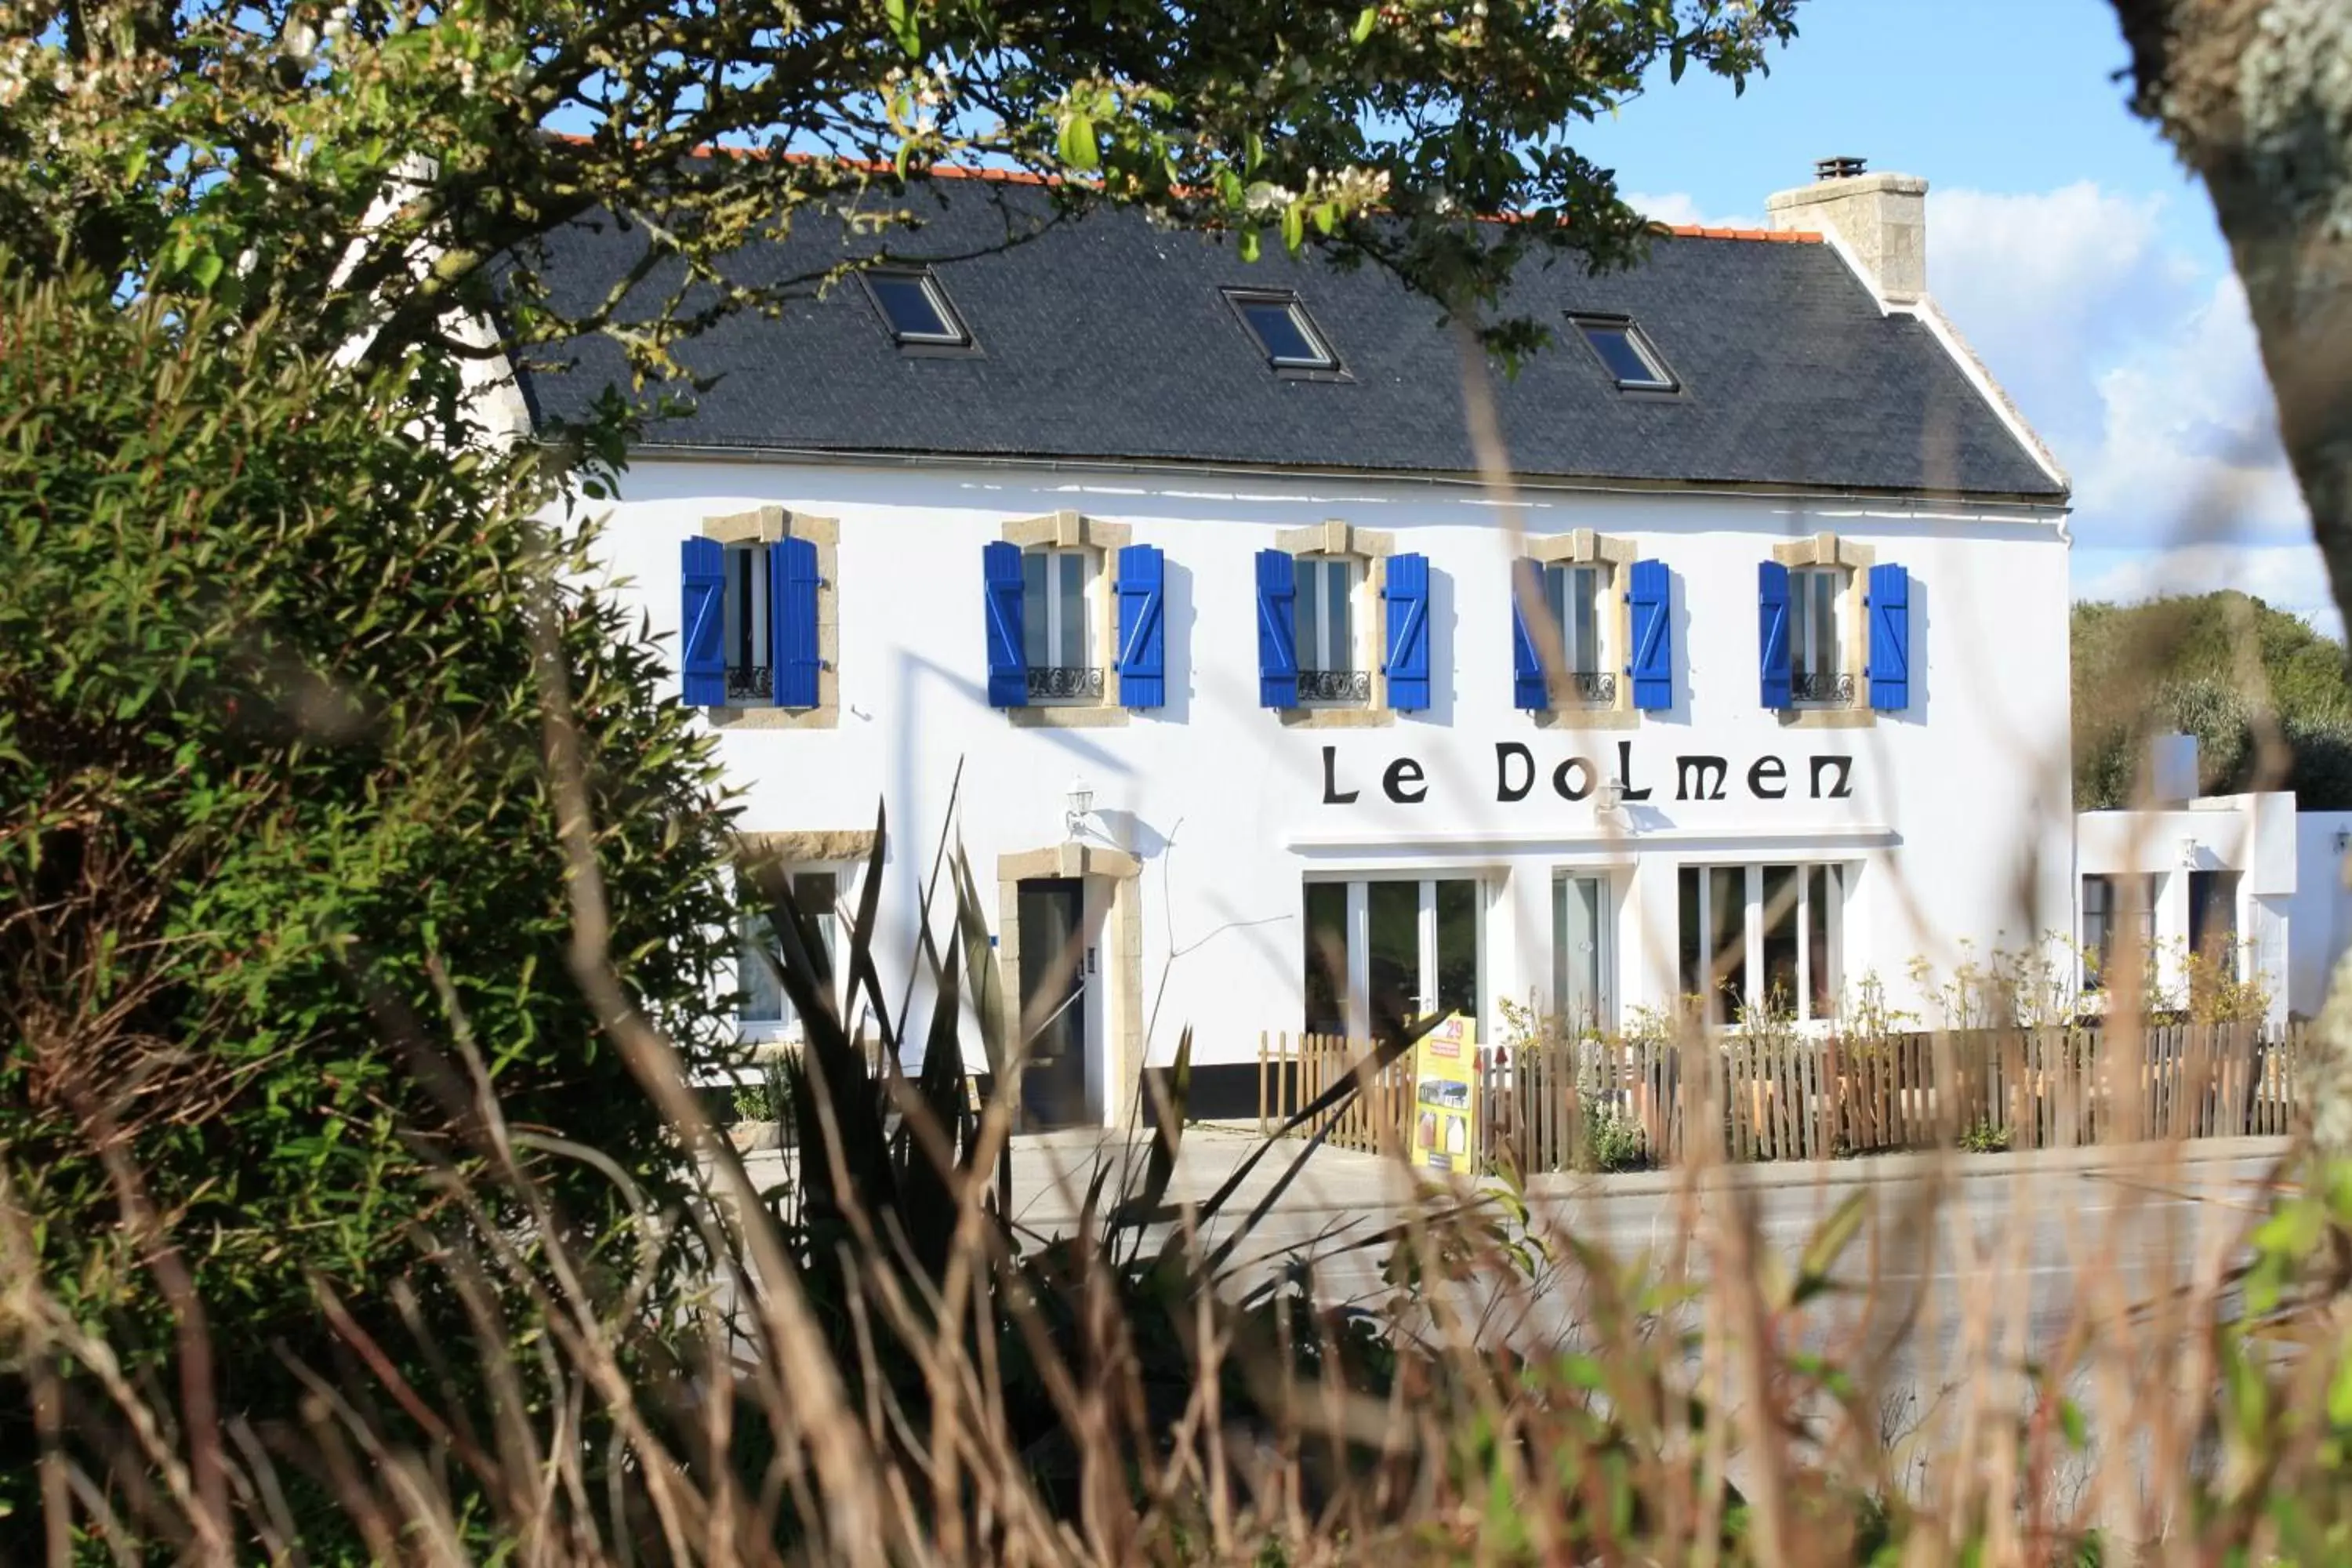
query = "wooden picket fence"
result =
(1258, 1022, 2306, 1171)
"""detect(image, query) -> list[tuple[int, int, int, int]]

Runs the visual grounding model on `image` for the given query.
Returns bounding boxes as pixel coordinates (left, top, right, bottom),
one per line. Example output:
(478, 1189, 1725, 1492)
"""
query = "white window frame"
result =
(1788, 564, 1850, 707)
(1022, 545, 1098, 703)
(737, 865, 849, 1044)
(1552, 873, 1614, 1036)
(1680, 862, 1846, 1027)
(1302, 874, 1487, 1044)
(1294, 552, 1368, 704)
(1541, 560, 1614, 704)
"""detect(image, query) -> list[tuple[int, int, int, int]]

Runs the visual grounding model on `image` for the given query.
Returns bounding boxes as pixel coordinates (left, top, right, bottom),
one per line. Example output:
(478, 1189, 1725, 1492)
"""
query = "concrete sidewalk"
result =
(1525, 1134, 2295, 1199)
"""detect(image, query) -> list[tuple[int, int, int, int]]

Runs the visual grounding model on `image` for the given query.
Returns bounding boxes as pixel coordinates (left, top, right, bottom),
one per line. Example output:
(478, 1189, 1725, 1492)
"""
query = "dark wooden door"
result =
(1017, 878, 1090, 1127)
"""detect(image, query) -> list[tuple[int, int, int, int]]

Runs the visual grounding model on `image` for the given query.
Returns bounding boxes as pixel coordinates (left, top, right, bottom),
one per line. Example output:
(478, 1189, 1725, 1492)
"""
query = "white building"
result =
(2076, 734, 2352, 1025)
(499, 159, 2081, 1124)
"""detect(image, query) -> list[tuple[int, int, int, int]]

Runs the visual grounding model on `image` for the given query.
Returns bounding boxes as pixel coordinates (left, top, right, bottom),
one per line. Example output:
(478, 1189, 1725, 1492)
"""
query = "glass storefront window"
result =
(1302, 877, 1486, 1039)
(1301, 883, 1350, 1036)
(1678, 863, 1845, 1025)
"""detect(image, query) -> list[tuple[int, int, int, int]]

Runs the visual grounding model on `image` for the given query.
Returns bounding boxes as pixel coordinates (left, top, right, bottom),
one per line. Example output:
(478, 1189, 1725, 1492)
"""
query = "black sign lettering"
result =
(1613, 739, 1653, 801)
(1675, 755, 1729, 801)
(1384, 757, 1428, 804)
(1321, 745, 1359, 805)
(1314, 742, 1859, 808)
(1809, 754, 1855, 800)
(1495, 741, 1534, 803)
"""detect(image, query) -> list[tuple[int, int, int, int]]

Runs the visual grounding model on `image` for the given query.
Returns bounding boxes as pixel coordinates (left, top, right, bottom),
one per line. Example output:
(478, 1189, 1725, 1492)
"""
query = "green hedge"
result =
(0, 273, 738, 1512)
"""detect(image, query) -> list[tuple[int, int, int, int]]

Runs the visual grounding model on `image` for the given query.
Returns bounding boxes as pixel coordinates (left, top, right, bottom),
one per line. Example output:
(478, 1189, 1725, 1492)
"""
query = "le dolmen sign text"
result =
(1319, 741, 1856, 806)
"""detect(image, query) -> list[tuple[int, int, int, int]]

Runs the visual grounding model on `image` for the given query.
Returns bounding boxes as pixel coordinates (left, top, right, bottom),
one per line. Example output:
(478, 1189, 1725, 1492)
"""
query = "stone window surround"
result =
(700, 506, 840, 730)
(1526, 528, 1640, 733)
(731, 829, 878, 1058)
(1770, 532, 1877, 731)
(1001, 510, 1134, 730)
(1275, 521, 1397, 730)
(995, 842, 1145, 1129)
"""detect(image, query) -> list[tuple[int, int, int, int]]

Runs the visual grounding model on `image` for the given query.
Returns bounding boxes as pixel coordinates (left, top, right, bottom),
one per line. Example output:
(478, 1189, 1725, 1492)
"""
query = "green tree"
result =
(0, 270, 738, 1527)
(1, 0, 1798, 405)
(2071, 592, 2352, 808)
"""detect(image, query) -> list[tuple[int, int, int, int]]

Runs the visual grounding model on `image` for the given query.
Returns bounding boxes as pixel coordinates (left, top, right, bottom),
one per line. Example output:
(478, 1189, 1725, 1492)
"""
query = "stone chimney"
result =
(1766, 156, 1928, 306)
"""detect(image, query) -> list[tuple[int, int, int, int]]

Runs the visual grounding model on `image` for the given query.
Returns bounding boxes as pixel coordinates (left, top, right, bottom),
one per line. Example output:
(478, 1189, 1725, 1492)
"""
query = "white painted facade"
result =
(576, 455, 2077, 1120)
(2289, 815, 2352, 1018)
(2072, 743, 2352, 1025)
(2074, 793, 2299, 1025)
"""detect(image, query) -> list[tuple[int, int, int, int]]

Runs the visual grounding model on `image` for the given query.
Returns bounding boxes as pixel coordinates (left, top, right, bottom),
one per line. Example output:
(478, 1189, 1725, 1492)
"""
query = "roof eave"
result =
(590, 437, 2073, 512)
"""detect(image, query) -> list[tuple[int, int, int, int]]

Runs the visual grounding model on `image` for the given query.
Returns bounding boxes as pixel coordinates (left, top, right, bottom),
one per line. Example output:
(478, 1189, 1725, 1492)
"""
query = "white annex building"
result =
(495, 158, 2105, 1125)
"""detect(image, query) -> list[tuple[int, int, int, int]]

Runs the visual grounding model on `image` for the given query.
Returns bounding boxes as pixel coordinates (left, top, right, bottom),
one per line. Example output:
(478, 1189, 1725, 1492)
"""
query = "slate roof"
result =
(509, 180, 2066, 501)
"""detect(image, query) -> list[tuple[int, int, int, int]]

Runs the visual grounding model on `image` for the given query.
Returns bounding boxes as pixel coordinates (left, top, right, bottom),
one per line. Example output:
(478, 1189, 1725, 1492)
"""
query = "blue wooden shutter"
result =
(1511, 560, 1546, 710)
(680, 536, 727, 706)
(1114, 543, 1167, 709)
(1867, 561, 1911, 711)
(1382, 552, 1432, 711)
(1255, 548, 1297, 709)
(1626, 558, 1672, 711)
(983, 540, 1027, 707)
(1758, 559, 1792, 710)
(770, 535, 821, 709)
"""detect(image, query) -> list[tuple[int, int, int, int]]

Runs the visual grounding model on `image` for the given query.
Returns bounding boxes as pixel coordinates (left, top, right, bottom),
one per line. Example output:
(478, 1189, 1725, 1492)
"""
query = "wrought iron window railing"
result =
(1027, 665, 1105, 701)
(1791, 670, 1857, 707)
(725, 665, 773, 703)
(1298, 668, 1372, 703)
(1548, 670, 1618, 705)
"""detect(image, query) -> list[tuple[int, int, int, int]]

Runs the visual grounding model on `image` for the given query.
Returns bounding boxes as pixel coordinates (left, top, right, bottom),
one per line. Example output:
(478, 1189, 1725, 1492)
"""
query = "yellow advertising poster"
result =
(1408, 1013, 1479, 1174)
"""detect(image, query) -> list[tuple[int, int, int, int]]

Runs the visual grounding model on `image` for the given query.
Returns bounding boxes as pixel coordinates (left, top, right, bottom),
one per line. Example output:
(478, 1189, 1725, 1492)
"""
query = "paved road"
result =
(740, 1127, 2285, 1345)
(735, 1128, 2286, 1512)
(977, 1128, 2287, 1388)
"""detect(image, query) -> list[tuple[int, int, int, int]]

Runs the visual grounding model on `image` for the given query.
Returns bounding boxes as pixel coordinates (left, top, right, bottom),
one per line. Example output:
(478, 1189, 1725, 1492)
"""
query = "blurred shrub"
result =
(2074, 593, 2352, 808)
(0, 271, 738, 1518)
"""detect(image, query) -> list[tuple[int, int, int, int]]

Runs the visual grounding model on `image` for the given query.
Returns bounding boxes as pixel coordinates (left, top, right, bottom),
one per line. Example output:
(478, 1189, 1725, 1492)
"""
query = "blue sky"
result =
(1577, 0, 2325, 632)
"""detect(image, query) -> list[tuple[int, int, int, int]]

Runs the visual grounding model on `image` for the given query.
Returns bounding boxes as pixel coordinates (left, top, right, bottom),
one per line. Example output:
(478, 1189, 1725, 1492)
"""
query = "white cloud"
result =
(1621, 190, 1762, 231)
(2074, 542, 2341, 637)
(2074, 274, 2307, 543)
(1928, 183, 2309, 554)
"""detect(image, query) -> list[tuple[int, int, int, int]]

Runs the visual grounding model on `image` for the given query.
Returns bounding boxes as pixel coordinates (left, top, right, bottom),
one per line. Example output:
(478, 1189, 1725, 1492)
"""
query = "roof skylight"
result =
(865, 267, 974, 348)
(1581, 317, 1675, 392)
(1224, 289, 1341, 372)
(1573, 316, 1677, 391)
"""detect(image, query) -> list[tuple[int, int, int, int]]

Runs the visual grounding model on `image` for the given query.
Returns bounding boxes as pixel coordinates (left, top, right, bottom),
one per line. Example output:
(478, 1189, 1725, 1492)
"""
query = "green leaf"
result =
(1352, 5, 1378, 44)
(1238, 227, 1261, 263)
(1058, 112, 1100, 171)
(2329, 1348, 2352, 1428)
(883, 0, 920, 57)
(1280, 202, 1304, 252)
(1670, 39, 1688, 84)
(1790, 1189, 1867, 1305)
(2058, 1398, 2087, 1450)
